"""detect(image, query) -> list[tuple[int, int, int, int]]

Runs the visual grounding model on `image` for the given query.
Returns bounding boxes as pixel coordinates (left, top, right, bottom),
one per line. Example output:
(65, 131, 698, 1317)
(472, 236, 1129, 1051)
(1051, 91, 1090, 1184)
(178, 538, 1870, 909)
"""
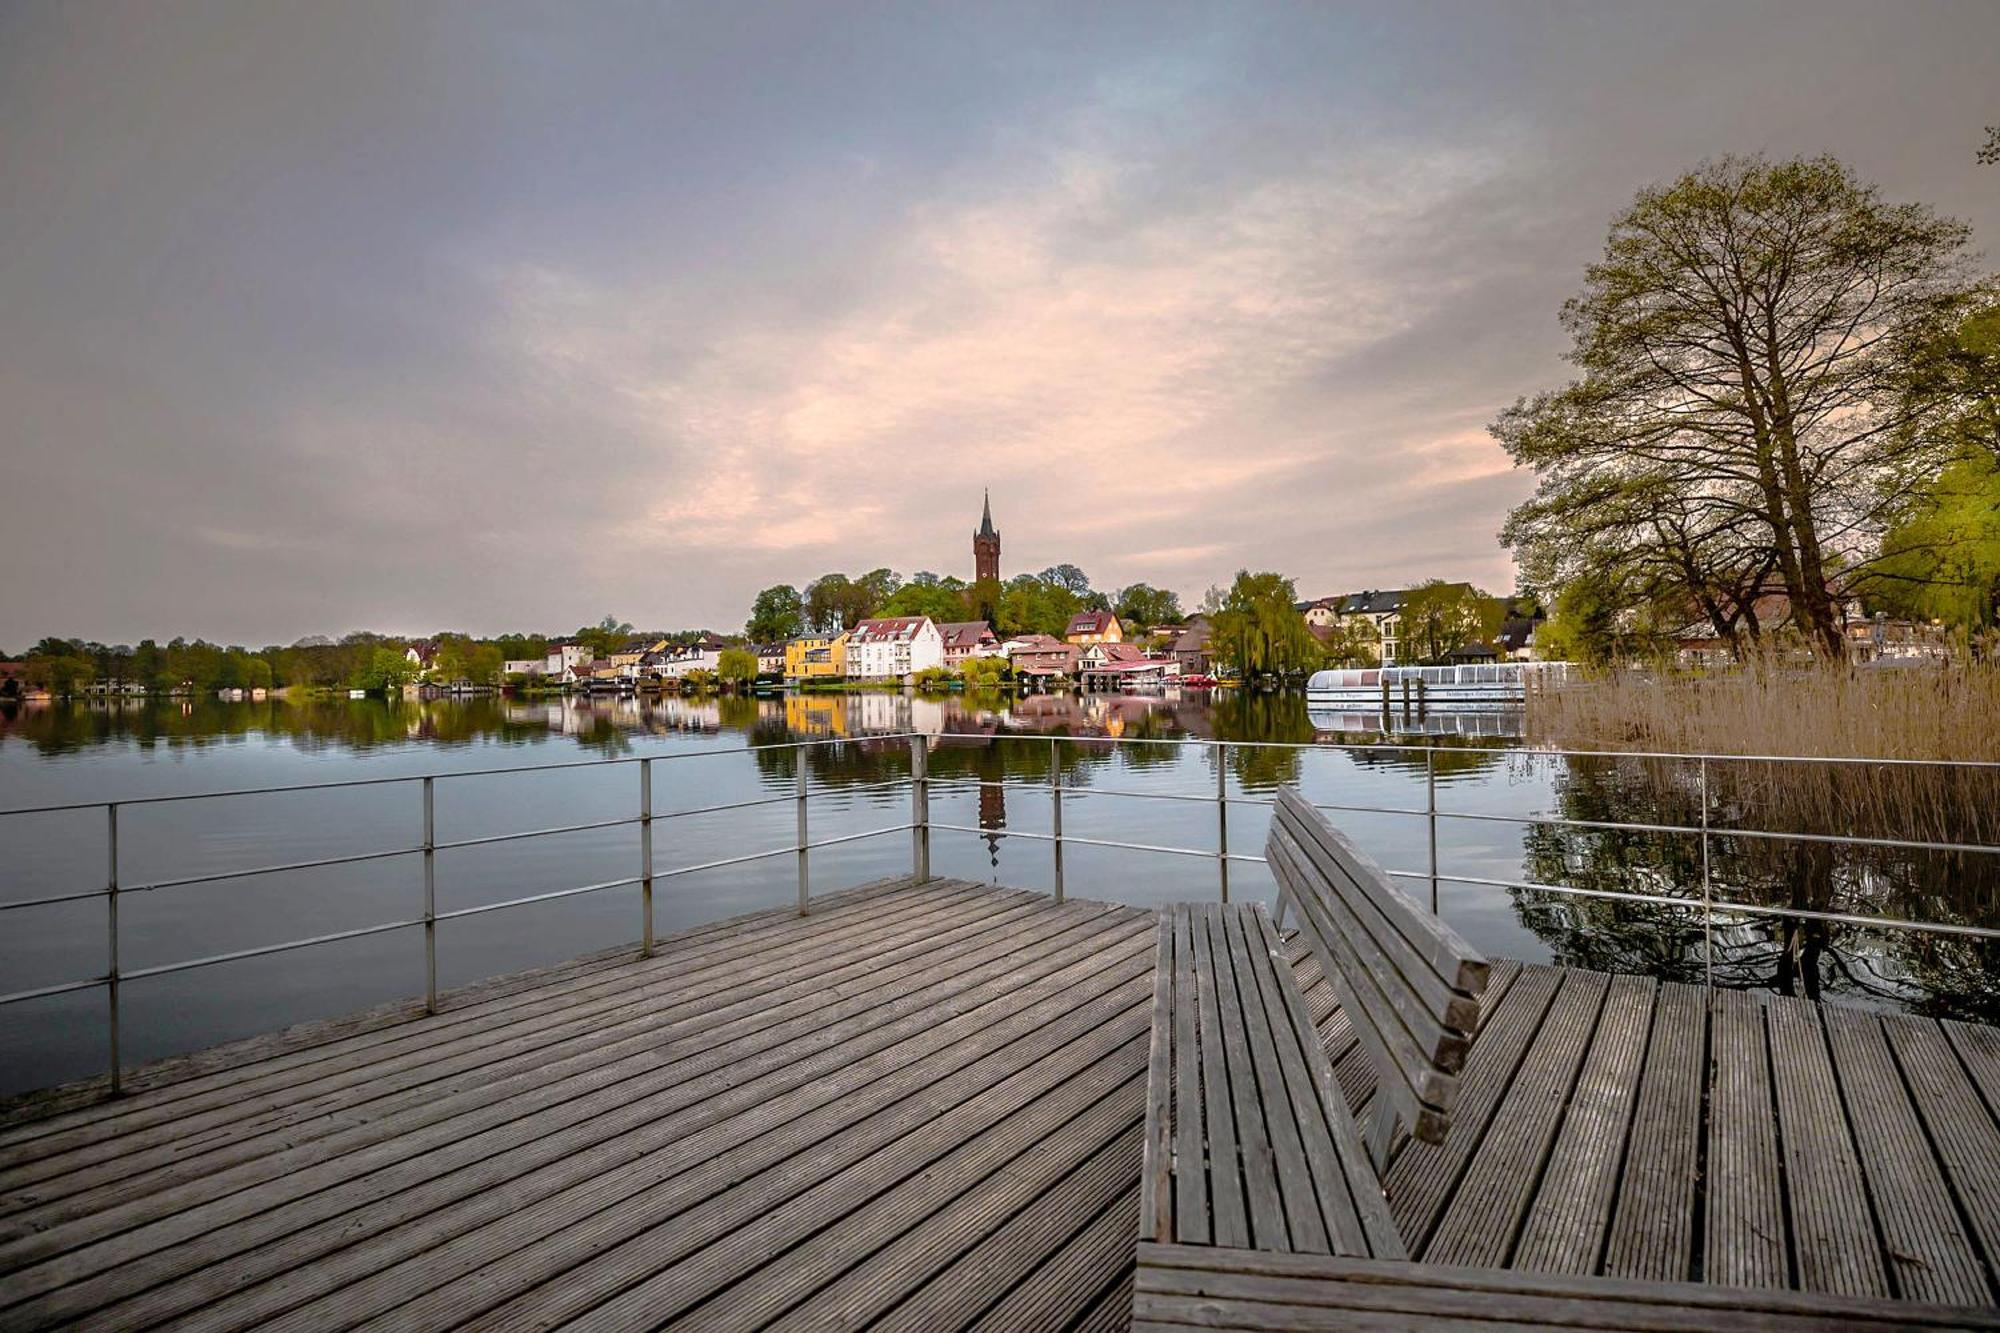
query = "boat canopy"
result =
(1304, 661, 1570, 690)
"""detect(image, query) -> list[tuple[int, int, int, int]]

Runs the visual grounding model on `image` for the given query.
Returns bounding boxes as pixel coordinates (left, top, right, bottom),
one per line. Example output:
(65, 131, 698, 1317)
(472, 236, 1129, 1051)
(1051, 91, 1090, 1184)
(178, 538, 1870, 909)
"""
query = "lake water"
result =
(2, 689, 1994, 1097)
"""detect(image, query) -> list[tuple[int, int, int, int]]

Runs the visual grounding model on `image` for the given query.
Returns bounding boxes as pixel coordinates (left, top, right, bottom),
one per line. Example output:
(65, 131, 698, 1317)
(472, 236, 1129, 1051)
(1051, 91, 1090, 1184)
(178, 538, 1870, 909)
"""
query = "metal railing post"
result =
(107, 803, 121, 1094)
(1427, 748, 1439, 913)
(796, 759, 810, 915)
(640, 758, 654, 956)
(1700, 756, 1713, 988)
(1050, 738, 1065, 903)
(909, 736, 930, 882)
(422, 777, 437, 1014)
(1216, 742, 1230, 904)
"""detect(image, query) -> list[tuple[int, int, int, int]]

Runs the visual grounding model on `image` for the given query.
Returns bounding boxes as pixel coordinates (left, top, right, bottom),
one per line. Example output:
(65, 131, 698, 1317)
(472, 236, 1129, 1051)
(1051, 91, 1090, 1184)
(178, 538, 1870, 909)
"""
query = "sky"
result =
(3, 1, 1997, 647)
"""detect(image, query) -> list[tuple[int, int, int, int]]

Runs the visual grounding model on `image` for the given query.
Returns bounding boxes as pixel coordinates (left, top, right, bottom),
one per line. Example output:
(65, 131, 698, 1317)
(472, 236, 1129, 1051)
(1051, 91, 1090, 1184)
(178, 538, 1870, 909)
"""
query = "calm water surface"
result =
(2, 690, 1992, 1096)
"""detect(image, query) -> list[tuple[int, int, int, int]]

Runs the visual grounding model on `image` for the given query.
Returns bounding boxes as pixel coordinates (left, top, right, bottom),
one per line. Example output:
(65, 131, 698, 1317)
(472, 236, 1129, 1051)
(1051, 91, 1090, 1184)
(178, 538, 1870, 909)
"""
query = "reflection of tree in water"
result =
(1517, 755, 2000, 1023)
(0, 696, 554, 757)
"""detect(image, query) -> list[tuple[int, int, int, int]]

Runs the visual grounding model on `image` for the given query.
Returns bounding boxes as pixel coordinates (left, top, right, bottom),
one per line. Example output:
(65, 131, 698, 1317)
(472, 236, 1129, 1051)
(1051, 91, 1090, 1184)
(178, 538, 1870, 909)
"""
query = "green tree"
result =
(717, 648, 759, 686)
(1399, 581, 1503, 664)
(1495, 154, 1980, 658)
(1209, 571, 1320, 679)
(881, 577, 971, 623)
(746, 585, 805, 642)
(1871, 449, 2000, 631)
(1314, 618, 1379, 668)
(352, 647, 417, 694)
(1114, 583, 1183, 631)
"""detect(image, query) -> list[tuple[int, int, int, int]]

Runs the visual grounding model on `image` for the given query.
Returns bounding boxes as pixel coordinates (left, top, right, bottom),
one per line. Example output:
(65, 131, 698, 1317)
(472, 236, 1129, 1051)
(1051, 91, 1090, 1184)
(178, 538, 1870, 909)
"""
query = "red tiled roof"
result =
(850, 617, 931, 643)
(936, 621, 996, 650)
(1066, 611, 1117, 635)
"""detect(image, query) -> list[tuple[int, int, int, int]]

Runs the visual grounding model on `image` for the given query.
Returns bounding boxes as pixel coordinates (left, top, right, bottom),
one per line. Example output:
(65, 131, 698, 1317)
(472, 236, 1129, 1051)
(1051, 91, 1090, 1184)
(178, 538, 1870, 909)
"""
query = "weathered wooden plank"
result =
(1513, 971, 1655, 1275)
(1244, 905, 1385, 1258)
(0, 883, 1047, 1224)
(1206, 904, 1288, 1251)
(2, 909, 1155, 1328)
(1273, 788, 1489, 996)
(572, 1063, 1148, 1331)
(1602, 980, 1704, 1282)
(1705, 987, 1787, 1290)
(0, 891, 1116, 1267)
(1067, 1268, 1135, 1333)
(0, 872, 936, 1137)
(1268, 815, 1479, 1036)
(1265, 833, 1450, 1142)
(255, 939, 1155, 1332)
(1885, 1015, 2000, 1300)
(966, 1182, 1140, 1331)
(1424, 968, 1611, 1268)
(855, 1127, 1144, 1333)
(1134, 1242, 2000, 1329)
(1767, 994, 1885, 1298)
(1385, 964, 1560, 1252)
(1141, 911, 1175, 1246)
(1190, 898, 1249, 1249)
(1170, 906, 1207, 1246)
(1822, 1004, 1989, 1306)
(0, 874, 985, 1178)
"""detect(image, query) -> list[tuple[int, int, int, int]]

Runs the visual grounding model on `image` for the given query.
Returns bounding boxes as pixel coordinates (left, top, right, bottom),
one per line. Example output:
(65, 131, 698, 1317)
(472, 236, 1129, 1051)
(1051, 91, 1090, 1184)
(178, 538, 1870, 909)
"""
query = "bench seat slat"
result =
(1267, 831, 1455, 1139)
(1146, 903, 1401, 1261)
(1275, 787, 1488, 998)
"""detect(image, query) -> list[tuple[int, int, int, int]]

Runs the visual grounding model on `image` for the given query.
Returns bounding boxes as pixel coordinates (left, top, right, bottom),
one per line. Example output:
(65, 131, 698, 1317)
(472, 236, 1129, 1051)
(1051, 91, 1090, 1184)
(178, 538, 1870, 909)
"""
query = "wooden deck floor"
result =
(1316, 958, 2000, 1308)
(3, 878, 1997, 1330)
(0, 877, 1161, 1331)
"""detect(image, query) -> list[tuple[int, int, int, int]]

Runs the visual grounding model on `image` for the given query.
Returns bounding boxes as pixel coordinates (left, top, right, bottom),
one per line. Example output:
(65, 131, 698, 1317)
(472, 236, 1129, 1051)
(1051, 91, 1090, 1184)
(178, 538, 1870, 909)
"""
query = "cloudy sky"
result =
(3, 1, 1996, 646)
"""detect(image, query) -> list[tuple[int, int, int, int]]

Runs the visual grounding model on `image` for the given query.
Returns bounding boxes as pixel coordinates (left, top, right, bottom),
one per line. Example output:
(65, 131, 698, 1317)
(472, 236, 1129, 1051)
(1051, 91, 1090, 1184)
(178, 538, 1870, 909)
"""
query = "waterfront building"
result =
(404, 640, 440, 677)
(544, 639, 591, 682)
(1005, 633, 1080, 681)
(973, 490, 1000, 583)
(1063, 609, 1122, 645)
(656, 632, 727, 679)
(846, 617, 945, 680)
(936, 621, 999, 668)
(784, 632, 848, 682)
(754, 643, 788, 677)
(1171, 616, 1213, 676)
(609, 636, 666, 669)
(501, 658, 544, 678)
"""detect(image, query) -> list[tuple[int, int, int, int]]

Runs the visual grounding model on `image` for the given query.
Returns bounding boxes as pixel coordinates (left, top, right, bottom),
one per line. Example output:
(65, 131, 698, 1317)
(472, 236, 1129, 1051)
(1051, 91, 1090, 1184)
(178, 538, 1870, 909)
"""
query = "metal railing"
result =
(917, 733, 2000, 994)
(7, 727, 1997, 1092)
(0, 734, 922, 1092)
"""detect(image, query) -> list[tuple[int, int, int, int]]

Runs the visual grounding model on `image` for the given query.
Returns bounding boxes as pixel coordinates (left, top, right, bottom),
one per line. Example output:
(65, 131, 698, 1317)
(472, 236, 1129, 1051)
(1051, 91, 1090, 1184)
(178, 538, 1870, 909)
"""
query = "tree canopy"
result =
(1209, 571, 1320, 678)
(1496, 154, 1981, 658)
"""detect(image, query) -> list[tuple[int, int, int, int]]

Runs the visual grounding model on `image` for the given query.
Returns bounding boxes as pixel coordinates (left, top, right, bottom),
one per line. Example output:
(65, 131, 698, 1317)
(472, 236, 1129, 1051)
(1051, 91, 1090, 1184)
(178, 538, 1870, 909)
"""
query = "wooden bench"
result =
(1139, 786, 1490, 1261)
(1264, 784, 1491, 1170)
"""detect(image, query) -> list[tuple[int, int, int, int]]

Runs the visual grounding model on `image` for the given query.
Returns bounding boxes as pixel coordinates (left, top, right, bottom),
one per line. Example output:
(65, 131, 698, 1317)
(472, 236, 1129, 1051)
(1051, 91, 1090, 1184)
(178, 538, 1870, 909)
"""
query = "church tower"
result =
(973, 490, 1001, 584)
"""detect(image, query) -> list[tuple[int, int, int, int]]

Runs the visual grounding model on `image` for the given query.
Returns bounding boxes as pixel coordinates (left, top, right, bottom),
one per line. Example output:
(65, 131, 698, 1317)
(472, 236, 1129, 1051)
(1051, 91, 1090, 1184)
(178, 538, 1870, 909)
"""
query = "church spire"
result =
(978, 488, 997, 539)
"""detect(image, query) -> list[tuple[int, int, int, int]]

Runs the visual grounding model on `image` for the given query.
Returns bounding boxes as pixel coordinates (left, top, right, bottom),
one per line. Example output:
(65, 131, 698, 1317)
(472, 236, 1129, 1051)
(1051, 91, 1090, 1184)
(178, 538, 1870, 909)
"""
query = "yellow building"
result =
(1063, 610, 1123, 645)
(784, 633, 848, 682)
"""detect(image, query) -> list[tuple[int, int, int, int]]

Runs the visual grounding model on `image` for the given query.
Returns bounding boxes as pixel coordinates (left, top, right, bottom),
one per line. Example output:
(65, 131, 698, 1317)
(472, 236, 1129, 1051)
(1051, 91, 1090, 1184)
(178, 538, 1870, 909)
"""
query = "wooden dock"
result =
(3, 876, 1998, 1330)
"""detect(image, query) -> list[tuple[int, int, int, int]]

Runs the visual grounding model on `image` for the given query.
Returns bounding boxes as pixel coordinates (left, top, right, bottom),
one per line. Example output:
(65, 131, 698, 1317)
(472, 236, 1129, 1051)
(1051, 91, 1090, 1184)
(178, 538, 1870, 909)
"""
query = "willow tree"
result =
(1210, 571, 1320, 679)
(1496, 155, 1978, 658)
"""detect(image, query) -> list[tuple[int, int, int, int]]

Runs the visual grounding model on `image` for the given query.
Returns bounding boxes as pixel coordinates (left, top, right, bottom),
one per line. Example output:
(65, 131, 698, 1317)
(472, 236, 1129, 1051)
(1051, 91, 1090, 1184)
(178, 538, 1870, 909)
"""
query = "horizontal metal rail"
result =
(121, 916, 428, 980)
(1382, 869, 2000, 941)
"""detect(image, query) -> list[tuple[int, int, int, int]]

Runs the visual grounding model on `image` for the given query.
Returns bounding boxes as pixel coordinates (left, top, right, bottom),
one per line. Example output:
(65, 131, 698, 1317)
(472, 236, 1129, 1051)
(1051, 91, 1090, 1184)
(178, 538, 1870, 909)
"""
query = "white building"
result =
(655, 632, 729, 679)
(846, 617, 945, 680)
(544, 641, 591, 683)
(502, 659, 545, 678)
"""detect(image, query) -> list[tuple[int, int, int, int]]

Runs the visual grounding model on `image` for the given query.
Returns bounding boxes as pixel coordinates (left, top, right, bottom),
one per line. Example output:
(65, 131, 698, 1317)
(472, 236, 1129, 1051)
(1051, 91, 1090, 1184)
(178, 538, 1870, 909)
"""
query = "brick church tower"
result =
(973, 490, 1001, 584)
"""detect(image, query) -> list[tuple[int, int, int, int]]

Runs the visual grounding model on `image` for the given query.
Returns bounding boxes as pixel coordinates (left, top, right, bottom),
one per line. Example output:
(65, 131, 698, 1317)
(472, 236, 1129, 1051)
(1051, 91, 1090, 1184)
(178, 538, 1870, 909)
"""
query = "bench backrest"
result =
(1266, 786, 1489, 1155)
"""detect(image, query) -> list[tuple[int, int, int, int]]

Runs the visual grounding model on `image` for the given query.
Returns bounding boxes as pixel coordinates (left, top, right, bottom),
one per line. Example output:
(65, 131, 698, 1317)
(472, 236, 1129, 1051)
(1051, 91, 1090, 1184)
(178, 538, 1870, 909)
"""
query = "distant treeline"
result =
(2, 619, 721, 696)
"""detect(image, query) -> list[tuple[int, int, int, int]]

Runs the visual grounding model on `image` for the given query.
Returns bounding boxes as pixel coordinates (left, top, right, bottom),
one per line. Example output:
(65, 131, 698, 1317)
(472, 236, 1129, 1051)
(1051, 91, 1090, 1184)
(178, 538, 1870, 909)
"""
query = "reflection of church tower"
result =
(973, 490, 1001, 584)
(978, 772, 1007, 871)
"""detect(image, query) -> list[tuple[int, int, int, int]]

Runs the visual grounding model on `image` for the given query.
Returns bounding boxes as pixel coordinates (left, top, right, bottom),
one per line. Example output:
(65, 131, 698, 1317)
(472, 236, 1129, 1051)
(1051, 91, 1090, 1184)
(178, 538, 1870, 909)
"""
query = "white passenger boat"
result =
(1304, 661, 1569, 711)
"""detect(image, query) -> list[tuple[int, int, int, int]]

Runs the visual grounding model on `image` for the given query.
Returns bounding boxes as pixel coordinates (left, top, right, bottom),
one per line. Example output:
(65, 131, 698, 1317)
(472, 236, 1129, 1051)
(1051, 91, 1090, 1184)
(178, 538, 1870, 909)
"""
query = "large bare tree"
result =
(1496, 155, 1978, 657)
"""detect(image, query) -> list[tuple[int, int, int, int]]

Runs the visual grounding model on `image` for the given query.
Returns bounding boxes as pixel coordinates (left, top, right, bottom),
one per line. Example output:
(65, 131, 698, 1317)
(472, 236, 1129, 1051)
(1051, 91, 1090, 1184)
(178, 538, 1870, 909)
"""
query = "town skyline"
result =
(5, 3, 1997, 646)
